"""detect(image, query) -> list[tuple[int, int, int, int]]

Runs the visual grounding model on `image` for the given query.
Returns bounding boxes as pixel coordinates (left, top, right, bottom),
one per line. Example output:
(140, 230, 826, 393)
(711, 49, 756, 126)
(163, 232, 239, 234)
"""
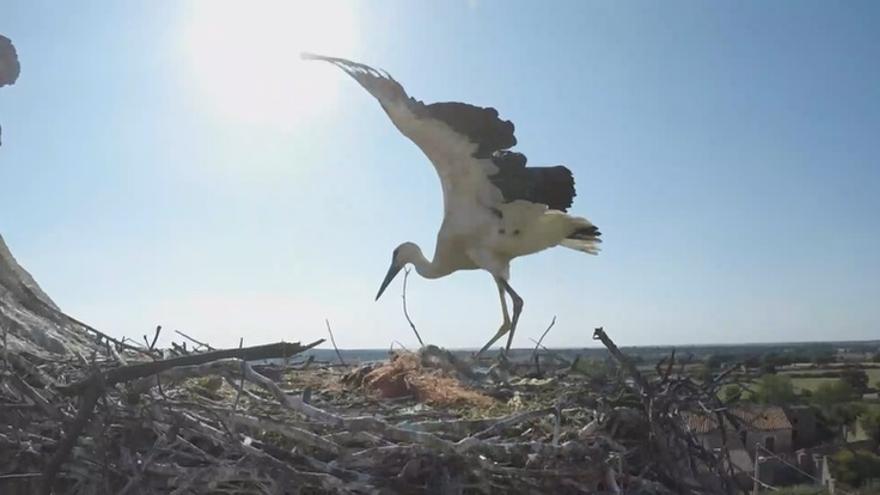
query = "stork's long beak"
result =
(375, 262, 403, 301)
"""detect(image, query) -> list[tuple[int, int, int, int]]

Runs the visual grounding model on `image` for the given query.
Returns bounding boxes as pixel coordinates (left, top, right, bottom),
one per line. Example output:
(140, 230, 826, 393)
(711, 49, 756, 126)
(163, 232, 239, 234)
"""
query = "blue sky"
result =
(1, 1, 878, 349)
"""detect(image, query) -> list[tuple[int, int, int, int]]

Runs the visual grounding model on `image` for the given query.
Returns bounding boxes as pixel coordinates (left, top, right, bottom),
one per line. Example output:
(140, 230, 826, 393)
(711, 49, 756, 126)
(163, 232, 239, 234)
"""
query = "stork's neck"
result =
(405, 244, 445, 279)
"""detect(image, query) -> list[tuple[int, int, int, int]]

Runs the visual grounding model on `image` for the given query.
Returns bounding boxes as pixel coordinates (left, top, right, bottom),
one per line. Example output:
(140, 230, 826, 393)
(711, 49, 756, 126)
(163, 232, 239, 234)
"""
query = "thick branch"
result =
(592, 326, 650, 393)
(39, 373, 104, 494)
(60, 339, 323, 395)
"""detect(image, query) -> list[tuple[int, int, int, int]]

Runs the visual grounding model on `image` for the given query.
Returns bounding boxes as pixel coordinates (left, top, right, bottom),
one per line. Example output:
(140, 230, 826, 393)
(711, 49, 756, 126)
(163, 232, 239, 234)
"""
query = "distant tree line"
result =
(705, 347, 837, 372)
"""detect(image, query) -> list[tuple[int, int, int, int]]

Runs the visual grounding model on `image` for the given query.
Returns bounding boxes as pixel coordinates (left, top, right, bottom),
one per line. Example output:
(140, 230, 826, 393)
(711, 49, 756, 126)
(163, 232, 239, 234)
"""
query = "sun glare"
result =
(183, 1, 358, 129)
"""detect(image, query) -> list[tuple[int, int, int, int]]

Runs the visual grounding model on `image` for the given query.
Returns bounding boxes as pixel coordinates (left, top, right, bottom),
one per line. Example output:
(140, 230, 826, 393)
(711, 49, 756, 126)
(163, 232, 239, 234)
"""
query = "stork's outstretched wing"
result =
(303, 53, 576, 213)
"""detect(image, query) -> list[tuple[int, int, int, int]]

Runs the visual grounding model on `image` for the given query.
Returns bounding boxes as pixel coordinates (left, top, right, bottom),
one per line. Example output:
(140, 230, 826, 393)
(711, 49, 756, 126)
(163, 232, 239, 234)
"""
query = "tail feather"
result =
(561, 222, 602, 255)
(568, 224, 601, 241)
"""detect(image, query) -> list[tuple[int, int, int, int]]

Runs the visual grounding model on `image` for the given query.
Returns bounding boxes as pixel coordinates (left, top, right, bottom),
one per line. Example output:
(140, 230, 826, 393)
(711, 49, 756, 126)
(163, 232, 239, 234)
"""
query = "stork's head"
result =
(375, 242, 420, 300)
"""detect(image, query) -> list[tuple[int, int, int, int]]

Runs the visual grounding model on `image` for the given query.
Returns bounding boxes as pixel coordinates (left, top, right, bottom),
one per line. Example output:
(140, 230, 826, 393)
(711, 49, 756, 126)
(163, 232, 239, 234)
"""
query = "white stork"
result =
(304, 54, 602, 355)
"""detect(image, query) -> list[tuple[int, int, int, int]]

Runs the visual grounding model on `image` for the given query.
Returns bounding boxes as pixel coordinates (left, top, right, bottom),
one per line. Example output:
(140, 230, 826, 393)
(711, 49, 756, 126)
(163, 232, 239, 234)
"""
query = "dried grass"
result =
(363, 352, 494, 408)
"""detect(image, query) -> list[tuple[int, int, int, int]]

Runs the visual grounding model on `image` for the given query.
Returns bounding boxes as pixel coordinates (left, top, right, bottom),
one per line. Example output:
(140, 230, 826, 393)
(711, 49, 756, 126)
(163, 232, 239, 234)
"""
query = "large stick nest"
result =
(0, 233, 746, 494)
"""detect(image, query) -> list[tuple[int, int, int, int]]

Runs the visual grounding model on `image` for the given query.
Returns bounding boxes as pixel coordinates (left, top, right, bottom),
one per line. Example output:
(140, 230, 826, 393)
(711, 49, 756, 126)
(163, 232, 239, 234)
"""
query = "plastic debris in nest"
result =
(359, 350, 494, 408)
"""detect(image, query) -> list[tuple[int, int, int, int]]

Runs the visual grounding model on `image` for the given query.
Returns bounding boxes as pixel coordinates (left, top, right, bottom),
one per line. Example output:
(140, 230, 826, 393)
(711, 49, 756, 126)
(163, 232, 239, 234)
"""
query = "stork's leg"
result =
(475, 277, 512, 356)
(501, 279, 524, 351)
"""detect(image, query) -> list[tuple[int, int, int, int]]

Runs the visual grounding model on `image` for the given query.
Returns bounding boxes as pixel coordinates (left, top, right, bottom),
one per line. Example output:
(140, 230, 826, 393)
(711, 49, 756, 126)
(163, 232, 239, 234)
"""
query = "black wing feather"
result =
(416, 102, 516, 159)
(304, 54, 577, 212)
(489, 151, 576, 212)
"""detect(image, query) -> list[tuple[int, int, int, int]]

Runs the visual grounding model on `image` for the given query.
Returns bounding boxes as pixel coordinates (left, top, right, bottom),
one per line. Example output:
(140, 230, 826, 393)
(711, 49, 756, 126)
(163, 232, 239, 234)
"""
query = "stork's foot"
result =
(475, 322, 511, 358)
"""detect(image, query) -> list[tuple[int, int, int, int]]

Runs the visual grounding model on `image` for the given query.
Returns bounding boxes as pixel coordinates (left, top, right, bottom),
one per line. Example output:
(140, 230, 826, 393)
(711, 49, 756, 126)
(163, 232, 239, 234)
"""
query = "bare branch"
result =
(231, 337, 246, 413)
(528, 338, 572, 366)
(325, 319, 347, 365)
(147, 325, 162, 350)
(174, 329, 214, 351)
(401, 267, 425, 347)
(60, 339, 323, 396)
(531, 315, 557, 362)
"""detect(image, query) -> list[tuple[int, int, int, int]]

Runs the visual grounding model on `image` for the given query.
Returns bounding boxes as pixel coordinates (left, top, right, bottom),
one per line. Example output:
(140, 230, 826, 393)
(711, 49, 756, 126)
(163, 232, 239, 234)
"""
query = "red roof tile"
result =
(682, 405, 792, 434)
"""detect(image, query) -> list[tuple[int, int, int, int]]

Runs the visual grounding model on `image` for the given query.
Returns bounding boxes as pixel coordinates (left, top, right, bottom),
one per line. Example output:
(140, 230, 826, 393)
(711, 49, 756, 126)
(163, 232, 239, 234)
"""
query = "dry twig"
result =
(325, 319, 346, 366)
(174, 329, 214, 351)
(401, 268, 425, 347)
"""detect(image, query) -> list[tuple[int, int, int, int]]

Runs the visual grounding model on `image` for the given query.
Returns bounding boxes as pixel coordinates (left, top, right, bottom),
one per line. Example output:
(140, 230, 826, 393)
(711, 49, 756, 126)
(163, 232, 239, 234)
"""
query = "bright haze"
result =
(0, 1, 878, 349)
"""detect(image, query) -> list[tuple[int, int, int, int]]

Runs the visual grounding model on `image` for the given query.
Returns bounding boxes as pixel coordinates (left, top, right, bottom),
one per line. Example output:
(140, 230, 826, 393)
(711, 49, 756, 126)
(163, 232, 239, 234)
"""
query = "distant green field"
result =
(780, 369, 828, 376)
(779, 366, 880, 392)
(866, 368, 880, 388)
(789, 377, 839, 392)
